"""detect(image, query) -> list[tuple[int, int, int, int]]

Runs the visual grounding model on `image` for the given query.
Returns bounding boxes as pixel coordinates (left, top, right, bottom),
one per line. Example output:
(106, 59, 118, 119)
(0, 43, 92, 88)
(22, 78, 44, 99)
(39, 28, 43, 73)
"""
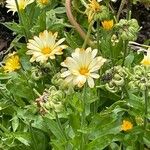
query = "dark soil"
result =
(132, 4, 150, 43)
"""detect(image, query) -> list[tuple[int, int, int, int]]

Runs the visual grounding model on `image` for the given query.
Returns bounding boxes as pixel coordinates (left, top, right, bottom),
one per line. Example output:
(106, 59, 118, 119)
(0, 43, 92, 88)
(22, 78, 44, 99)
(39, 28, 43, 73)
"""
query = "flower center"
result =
(42, 47, 51, 55)
(79, 67, 89, 75)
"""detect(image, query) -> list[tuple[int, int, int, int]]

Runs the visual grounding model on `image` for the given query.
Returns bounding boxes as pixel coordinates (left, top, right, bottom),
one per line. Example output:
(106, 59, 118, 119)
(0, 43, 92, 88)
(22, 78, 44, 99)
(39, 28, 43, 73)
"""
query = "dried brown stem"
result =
(65, 0, 94, 47)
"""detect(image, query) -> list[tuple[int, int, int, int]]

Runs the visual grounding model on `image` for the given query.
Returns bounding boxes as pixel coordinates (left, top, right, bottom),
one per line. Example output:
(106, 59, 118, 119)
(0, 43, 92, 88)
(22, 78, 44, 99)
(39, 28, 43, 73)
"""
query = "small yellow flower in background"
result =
(140, 50, 150, 66)
(85, 0, 101, 22)
(3, 52, 21, 73)
(121, 120, 133, 131)
(61, 47, 106, 88)
(26, 30, 68, 63)
(101, 20, 114, 30)
(37, 0, 49, 7)
(6, 0, 34, 14)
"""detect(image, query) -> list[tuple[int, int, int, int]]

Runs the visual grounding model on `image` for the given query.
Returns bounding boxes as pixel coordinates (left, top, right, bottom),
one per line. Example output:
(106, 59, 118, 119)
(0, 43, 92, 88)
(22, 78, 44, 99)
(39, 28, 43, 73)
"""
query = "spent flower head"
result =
(3, 52, 21, 73)
(85, 0, 101, 22)
(35, 86, 65, 115)
(6, 0, 34, 14)
(26, 30, 68, 63)
(61, 47, 106, 88)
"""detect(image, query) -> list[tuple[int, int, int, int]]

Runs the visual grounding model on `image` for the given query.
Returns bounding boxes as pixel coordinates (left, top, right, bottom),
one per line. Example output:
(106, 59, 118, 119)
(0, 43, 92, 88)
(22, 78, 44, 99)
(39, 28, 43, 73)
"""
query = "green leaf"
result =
(54, 7, 66, 14)
(2, 22, 24, 35)
(0, 73, 11, 80)
(12, 115, 19, 132)
(124, 52, 135, 68)
(44, 117, 67, 142)
(16, 137, 30, 146)
(86, 134, 114, 150)
(65, 32, 79, 49)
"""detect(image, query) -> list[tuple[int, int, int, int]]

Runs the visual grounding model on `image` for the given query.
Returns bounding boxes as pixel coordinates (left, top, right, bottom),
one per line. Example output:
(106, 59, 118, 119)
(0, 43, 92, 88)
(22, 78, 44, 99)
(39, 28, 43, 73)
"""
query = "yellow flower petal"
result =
(26, 30, 67, 63)
(101, 20, 114, 30)
(3, 52, 21, 73)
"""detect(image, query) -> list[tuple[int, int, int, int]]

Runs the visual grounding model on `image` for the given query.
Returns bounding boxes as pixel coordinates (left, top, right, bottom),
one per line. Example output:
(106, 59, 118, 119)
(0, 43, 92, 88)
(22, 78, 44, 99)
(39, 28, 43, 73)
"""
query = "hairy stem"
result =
(117, 0, 127, 21)
(80, 84, 87, 150)
(15, 0, 28, 41)
(82, 21, 94, 49)
(144, 87, 148, 129)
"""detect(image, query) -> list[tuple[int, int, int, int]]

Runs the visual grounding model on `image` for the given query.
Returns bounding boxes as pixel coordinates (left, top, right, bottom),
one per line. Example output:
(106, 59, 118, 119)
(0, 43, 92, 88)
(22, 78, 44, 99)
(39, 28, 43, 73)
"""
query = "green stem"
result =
(80, 84, 87, 150)
(15, 0, 28, 41)
(82, 21, 94, 49)
(80, 0, 87, 7)
(55, 112, 68, 141)
(0, 123, 9, 133)
(122, 40, 128, 66)
(96, 20, 102, 54)
(144, 87, 148, 129)
(117, 0, 126, 21)
(108, 4, 117, 23)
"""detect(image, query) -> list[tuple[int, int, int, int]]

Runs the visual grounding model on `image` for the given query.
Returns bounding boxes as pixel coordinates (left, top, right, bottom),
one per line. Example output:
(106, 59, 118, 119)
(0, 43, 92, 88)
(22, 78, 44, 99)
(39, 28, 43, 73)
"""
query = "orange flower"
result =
(121, 120, 133, 131)
(101, 20, 114, 30)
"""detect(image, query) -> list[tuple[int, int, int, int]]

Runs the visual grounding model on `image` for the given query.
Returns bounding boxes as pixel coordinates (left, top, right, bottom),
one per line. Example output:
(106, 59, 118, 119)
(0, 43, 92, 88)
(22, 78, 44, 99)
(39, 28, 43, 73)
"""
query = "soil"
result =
(0, 6, 17, 59)
(0, 3, 149, 56)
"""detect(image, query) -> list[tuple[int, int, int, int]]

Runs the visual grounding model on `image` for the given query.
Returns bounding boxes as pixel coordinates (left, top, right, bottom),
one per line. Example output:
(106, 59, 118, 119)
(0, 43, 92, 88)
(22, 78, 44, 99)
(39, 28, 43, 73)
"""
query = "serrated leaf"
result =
(12, 116, 19, 132)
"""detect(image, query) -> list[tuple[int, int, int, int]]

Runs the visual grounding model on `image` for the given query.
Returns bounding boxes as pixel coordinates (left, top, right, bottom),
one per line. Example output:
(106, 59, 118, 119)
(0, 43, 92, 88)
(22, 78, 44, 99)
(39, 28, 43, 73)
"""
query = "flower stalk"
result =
(15, 0, 28, 41)
(55, 112, 68, 141)
(144, 86, 148, 129)
(82, 21, 94, 49)
(80, 84, 87, 150)
(122, 40, 128, 66)
(117, 0, 126, 21)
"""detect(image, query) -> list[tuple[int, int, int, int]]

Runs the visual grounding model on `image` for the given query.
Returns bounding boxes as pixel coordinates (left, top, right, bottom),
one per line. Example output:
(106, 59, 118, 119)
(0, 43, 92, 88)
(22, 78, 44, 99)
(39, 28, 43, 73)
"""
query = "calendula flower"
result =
(26, 30, 67, 63)
(101, 20, 114, 30)
(61, 47, 106, 88)
(121, 120, 133, 131)
(3, 52, 21, 73)
(6, 0, 34, 14)
(141, 50, 150, 66)
(85, 0, 101, 22)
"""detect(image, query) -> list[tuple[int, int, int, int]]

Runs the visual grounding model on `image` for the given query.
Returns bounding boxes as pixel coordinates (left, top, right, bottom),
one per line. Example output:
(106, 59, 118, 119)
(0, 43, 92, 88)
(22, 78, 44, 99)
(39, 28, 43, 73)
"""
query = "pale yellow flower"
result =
(141, 50, 150, 66)
(121, 120, 133, 131)
(85, 0, 101, 22)
(101, 20, 114, 30)
(6, 0, 34, 14)
(3, 52, 21, 73)
(26, 30, 68, 63)
(61, 47, 106, 88)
